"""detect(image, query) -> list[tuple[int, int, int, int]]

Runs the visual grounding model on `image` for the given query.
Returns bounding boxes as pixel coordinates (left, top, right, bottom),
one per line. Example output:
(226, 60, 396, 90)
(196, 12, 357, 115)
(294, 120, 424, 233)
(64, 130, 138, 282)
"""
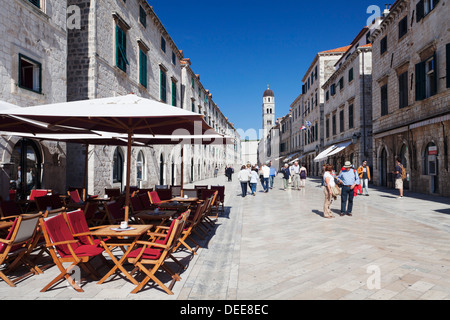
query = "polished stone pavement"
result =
(1, 175, 450, 300)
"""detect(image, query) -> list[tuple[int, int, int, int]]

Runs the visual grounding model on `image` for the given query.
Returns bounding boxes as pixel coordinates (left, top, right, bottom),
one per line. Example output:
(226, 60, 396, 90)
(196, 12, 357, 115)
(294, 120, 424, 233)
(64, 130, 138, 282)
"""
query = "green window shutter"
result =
(160, 70, 167, 102)
(431, 53, 437, 97)
(416, 0, 424, 22)
(446, 43, 450, 88)
(172, 81, 177, 107)
(139, 6, 146, 28)
(349, 68, 354, 82)
(139, 50, 147, 88)
(28, 0, 40, 8)
(116, 26, 129, 72)
(415, 61, 426, 101)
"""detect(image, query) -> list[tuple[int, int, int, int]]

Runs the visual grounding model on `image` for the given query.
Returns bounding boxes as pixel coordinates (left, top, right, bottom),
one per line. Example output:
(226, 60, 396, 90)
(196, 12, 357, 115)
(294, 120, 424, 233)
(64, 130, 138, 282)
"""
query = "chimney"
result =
(383, 4, 391, 18)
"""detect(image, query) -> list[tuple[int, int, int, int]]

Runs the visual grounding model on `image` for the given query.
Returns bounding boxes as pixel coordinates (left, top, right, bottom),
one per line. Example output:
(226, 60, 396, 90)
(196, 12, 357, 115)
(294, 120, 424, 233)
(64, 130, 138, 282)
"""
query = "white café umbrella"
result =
(0, 94, 219, 222)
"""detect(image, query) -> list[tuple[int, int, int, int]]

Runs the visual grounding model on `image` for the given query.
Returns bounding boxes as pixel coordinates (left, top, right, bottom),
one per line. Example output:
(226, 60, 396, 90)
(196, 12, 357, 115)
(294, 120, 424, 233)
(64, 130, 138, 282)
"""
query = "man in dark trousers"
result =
(336, 161, 360, 216)
(225, 166, 234, 182)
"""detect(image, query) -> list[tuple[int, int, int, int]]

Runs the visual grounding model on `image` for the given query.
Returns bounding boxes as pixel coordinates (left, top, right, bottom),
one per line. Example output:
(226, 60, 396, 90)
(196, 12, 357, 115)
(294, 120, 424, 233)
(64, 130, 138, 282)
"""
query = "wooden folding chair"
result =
(172, 201, 208, 256)
(39, 214, 106, 292)
(0, 200, 23, 220)
(35, 195, 54, 212)
(82, 201, 105, 226)
(201, 189, 220, 219)
(127, 210, 190, 294)
(156, 189, 173, 201)
(182, 189, 199, 198)
(171, 186, 182, 198)
(104, 201, 126, 224)
(210, 186, 225, 213)
(0, 213, 42, 287)
(104, 188, 121, 199)
(63, 209, 105, 246)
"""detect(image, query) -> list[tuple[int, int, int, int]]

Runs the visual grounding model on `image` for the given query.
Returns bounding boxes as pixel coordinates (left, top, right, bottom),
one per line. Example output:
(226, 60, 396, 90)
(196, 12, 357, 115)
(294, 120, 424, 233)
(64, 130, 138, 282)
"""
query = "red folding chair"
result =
(0, 213, 42, 287)
(39, 214, 106, 292)
(127, 210, 190, 294)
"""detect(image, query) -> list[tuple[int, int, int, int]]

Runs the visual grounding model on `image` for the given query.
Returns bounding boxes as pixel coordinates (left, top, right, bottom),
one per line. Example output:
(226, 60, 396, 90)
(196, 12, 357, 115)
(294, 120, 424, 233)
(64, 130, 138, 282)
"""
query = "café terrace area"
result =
(1, 173, 450, 300)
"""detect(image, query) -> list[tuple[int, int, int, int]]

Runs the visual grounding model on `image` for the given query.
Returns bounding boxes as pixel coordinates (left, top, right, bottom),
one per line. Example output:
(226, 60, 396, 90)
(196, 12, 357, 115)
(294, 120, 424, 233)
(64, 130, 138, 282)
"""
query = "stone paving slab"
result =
(1, 175, 450, 300)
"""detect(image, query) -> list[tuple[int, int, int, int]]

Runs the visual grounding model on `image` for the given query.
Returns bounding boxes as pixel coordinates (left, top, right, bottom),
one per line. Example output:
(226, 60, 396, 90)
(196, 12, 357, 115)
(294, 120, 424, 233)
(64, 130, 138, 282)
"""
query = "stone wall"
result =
(0, 0, 68, 200)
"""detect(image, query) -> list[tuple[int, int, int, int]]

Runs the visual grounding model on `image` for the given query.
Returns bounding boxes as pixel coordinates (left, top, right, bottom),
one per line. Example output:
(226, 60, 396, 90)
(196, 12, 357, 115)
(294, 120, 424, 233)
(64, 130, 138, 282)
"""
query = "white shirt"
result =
(262, 166, 270, 178)
(323, 172, 335, 187)
(250, 171, 259, 183)
(238, 169, 251, 182)
(291, 165, 300, 174)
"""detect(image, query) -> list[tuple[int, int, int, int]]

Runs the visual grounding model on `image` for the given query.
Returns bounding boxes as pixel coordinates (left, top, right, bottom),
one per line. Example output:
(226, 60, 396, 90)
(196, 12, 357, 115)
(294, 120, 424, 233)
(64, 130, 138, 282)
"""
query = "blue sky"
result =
(150, 0, 386, 135)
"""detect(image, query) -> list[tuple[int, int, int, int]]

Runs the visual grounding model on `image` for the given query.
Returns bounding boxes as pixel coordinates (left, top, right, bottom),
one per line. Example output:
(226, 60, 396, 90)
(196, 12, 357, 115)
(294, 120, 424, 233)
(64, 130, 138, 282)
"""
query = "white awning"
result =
(314, 141, 352, 162)
(314, 145, 337, 162)
(283, 152, 300, 162)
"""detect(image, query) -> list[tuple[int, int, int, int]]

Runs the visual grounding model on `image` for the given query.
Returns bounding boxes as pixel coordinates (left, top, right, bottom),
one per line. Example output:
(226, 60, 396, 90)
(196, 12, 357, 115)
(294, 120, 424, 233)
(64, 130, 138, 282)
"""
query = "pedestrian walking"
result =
(323, 164, 336, 219)
(290, 161, 301, 190)
(238, 165, 251, 197)
(393, 157, 405, 199)
(269, 162, 276, 189)
(261, 164, 270, 193)
(299, 164, 307, 188)
(249, 166, 259, 196)
(281, 163, 290, 190)
(336, 161, 360, 216)
(214, 166, 218, 178)
(356, 161, 371, 196)
(225, 166, 234, 182)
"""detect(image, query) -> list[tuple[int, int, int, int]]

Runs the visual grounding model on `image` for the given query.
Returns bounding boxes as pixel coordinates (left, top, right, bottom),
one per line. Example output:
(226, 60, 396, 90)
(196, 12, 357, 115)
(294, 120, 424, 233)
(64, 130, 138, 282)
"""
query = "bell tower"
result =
(262, 85, 275, 135)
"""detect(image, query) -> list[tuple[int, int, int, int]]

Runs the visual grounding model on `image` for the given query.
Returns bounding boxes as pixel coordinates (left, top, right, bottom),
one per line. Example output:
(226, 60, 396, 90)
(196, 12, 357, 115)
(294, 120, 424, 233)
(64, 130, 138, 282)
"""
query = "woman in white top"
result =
(249, 166, 259, 196)
(323, 164, 335, 219)
(238, 165, 251, 197)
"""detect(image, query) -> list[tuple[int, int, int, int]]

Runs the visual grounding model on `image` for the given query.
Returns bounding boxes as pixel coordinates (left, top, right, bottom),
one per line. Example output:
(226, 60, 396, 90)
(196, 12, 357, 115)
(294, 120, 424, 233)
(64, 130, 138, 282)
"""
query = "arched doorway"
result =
(379, 148, 388, 187)
(190, 158, 194, 183)
(113, 147, 124, 190)
(399, 144, 409, 190)
(11, 139, 42, 200)
(159, 153, 165, 185)
(171, 156, 175, 186)
(136, 151, 145, 188)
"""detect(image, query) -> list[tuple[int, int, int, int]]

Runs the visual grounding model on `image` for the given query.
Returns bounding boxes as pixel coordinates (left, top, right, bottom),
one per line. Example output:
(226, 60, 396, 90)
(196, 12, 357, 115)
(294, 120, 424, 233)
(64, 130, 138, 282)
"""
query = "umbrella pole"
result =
(180, 145, 184, 197)
(124, 130, 132, 223)
(83, 144, 89, 202)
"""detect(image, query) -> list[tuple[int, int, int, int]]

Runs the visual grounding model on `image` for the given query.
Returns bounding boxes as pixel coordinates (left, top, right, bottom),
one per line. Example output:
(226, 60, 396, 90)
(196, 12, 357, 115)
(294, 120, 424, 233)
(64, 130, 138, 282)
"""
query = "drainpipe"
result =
(362, 48, 367, 159)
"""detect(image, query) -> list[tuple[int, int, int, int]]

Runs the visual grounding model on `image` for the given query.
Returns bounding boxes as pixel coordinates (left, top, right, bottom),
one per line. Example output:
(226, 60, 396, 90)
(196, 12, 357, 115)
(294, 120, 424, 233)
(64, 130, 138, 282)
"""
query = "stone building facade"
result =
(65, 0, 241, 196)
(0, 0, 68, 200)
(0, 0, 240, 200)
(321, 27, 373, 171)
(300, 46, 350, 176)
(370, 0, 450, 196)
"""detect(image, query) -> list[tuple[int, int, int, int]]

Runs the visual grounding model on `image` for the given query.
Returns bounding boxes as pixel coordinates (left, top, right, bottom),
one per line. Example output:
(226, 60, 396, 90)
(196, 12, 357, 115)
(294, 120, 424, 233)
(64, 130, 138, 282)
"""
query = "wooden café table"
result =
(134, 210, 177, 226)
(91, 224, 152, 285)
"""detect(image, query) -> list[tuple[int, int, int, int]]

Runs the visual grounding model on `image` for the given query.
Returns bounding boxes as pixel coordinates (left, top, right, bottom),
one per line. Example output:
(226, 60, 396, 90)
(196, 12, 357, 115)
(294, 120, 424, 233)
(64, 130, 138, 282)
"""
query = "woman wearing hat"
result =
(336, 161, 360, 216)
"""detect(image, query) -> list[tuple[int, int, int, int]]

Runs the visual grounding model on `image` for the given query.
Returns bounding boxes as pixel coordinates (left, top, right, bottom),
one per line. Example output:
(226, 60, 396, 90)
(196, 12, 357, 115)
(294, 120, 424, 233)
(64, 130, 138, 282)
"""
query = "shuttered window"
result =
(446, 43, 450, 88)
(381, 84, 388, 116)
(160, 70, 167, 102)
(139, 6, 147, 28)
(116, 26, 129, 72)
(172, 81, 177, 107)
(399, 71, 408, 108)
(398, 16, 408, 39)
(416, 54, 437, 101)
(139, 50, 147, 88)
(380, 36, 388, 55)
(348, 68, 354, 82)
(28, 0, 40, 8)
(348, 104, 354, 129)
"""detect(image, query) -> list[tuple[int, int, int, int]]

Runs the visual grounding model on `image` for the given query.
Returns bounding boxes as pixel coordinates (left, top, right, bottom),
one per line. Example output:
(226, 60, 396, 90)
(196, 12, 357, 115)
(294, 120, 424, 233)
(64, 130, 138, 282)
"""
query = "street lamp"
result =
(352, 132, 361, 144)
